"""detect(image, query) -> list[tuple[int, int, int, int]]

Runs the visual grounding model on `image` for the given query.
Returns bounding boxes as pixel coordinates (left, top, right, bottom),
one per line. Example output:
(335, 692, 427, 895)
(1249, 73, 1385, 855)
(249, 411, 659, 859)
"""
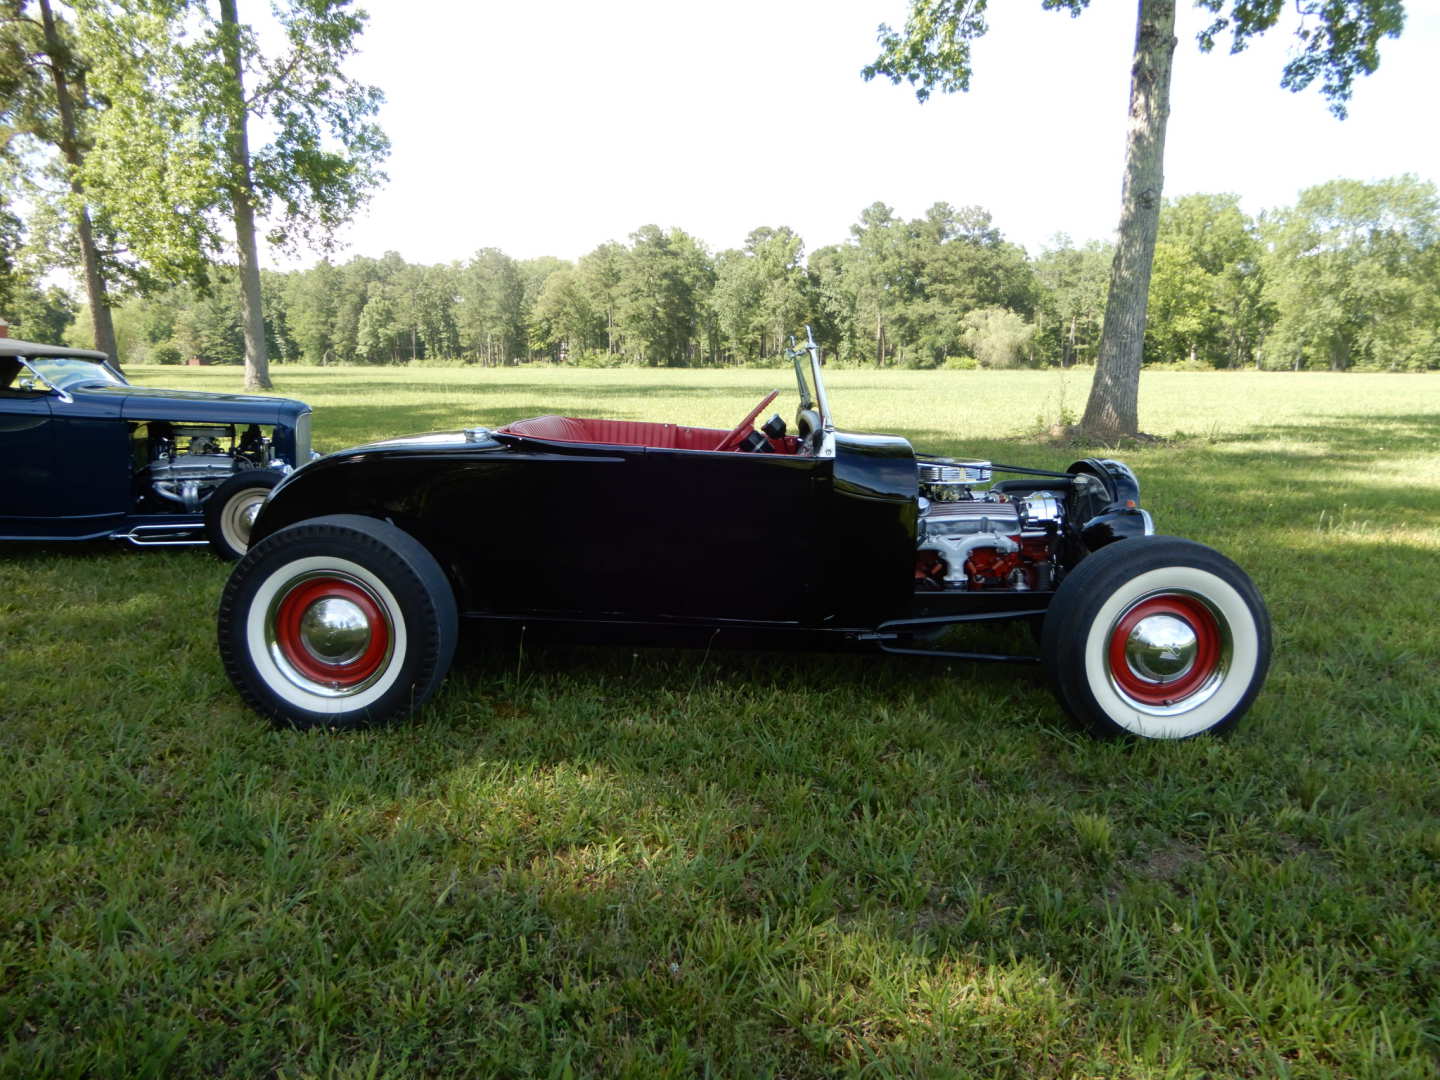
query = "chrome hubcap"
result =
(239, 499, 262, 533)
(263, 569, 395, 698)
(1124, 614, 1198, 684)
(1106, 589, 1232, 718)
(298, 597, 372, 666)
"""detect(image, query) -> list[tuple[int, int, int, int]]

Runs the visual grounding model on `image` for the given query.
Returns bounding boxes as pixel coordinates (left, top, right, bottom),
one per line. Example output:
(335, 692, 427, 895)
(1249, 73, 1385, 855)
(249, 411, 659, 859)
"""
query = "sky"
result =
(297, 0, 1440, 268)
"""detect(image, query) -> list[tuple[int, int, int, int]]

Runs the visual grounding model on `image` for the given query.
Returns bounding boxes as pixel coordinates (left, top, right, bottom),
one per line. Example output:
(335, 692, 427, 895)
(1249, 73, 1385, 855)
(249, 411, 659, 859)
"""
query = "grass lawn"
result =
(2, 364, 1437, 1077)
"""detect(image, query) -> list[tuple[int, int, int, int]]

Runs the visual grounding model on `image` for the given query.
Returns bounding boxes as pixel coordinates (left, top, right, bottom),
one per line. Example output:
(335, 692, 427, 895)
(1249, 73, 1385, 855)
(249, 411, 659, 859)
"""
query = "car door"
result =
(403, 441, 653, 619)
(447, 442, 824, 624)
(0, 390, 58, 534)
(44, 389, 133, 534)
(630, 447, 824, 622)
(1, 374, 131, 538)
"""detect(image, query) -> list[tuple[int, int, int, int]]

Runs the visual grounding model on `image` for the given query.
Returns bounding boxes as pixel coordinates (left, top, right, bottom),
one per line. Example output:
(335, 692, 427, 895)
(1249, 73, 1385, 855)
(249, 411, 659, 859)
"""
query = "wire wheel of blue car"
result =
(217, 514, 458, 729)
(1041, 536, 1271, 739)
(205, 470, 284, 560)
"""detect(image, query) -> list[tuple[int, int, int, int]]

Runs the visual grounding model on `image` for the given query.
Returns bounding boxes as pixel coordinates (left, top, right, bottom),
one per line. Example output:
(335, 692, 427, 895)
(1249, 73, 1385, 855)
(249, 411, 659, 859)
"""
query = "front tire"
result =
(205, 470, 283, 560)
(1041, 536, 1270, 739)
(217, 514, 458, 729)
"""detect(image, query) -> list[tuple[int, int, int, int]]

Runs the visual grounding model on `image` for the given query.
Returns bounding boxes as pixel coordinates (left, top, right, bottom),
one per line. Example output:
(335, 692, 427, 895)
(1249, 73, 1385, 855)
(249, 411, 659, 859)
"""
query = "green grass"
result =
(2, 364, 1437, 1078)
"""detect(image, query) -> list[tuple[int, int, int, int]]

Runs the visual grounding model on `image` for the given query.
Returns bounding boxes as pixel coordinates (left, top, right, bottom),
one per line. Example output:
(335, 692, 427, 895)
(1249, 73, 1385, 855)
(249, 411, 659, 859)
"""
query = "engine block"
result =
(915, 461, 1066, 591)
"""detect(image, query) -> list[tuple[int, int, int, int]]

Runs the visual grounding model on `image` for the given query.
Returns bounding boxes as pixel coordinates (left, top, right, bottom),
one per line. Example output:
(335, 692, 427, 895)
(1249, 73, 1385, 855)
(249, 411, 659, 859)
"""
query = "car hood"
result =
(74, 383, 309, 423)
(291, 430, 500, 468)
(264, 429, 499, 502)
(339, 430, 487, 454)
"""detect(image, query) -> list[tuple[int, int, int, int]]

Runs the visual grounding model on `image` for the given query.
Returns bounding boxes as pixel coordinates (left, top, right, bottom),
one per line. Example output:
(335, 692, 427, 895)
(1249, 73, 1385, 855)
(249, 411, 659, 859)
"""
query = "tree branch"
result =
(242, 46, 308, 112)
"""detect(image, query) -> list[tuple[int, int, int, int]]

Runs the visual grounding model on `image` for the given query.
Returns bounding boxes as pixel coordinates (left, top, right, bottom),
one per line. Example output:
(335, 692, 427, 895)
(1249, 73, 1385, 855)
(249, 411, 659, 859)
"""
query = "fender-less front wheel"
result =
(1042, 536, 1270, 739)
(205, 470, 283, 560)
(218, 515, 458, 729)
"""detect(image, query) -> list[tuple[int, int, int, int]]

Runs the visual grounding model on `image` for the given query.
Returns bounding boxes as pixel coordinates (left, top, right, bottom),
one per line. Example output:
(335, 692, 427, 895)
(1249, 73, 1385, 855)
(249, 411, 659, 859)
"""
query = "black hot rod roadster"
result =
(217, 331, 1270, 739)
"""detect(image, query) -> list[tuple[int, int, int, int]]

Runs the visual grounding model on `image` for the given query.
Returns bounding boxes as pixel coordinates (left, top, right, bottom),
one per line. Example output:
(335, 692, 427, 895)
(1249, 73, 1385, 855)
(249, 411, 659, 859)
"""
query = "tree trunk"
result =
(37, 0, 118, 366)
(217, 0, 272, 390)
(1329, 337, 1348, 371)
(1079, 0, 1176, 439)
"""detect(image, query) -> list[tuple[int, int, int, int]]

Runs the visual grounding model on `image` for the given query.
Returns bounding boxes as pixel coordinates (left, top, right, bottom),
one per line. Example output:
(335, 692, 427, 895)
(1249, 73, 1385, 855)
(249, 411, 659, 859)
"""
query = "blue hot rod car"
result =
(1, 337, 313, 559)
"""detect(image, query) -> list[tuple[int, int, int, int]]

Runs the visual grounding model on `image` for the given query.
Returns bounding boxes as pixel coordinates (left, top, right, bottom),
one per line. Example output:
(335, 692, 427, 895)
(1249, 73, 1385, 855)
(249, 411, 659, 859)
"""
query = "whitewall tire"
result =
(1041, 536, 1270, 739)
(218, 515, 458, 729)
(205, 470, 283, 560)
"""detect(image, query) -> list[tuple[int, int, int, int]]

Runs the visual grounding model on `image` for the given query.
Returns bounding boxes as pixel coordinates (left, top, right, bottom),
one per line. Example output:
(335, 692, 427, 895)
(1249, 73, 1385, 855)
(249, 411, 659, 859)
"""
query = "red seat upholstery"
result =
(497, 415, 729, 451)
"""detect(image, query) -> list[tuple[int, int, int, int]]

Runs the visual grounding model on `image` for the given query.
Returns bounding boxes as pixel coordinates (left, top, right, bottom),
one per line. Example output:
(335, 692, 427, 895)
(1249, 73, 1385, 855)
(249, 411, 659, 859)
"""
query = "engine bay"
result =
(914, 459, 1070, 593)
(132, 421, 276, 513)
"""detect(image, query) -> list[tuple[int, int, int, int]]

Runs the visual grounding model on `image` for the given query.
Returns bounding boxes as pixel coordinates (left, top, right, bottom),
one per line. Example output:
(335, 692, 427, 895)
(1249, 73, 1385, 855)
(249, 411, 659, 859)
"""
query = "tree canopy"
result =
(73, 0, 388, 388)
(69, 0, 385, 281)
(865, 0, 1404, 114)
(2, 0, 387, 375)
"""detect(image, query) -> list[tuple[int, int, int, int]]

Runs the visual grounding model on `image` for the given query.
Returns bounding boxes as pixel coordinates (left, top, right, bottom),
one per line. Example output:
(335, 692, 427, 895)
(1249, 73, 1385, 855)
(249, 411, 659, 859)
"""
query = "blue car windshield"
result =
(25, 356, 127, 391)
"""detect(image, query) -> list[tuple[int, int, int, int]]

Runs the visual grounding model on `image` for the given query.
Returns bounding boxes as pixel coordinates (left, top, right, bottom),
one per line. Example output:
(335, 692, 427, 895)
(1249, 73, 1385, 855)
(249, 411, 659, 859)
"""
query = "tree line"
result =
(42, 176, 1439, 373)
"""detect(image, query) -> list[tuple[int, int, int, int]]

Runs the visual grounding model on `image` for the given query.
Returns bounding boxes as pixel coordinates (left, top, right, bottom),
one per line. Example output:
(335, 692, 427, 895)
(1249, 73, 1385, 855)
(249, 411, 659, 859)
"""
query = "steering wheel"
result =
(713, 389, 780, 451)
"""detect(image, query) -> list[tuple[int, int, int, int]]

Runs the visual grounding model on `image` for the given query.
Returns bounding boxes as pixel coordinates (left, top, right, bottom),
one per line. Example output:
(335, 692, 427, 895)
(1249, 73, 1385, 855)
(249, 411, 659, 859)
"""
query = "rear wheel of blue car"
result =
(218, 515, 458, 729)
(205, 470, 283, 560)
(1042, 536, 1270, 739)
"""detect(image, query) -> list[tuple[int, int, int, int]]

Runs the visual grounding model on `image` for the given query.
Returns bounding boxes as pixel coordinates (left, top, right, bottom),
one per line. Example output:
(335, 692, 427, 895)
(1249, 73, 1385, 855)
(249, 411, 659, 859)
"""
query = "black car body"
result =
(219, 334, 1270, 739)
(1, 338, 313, 558)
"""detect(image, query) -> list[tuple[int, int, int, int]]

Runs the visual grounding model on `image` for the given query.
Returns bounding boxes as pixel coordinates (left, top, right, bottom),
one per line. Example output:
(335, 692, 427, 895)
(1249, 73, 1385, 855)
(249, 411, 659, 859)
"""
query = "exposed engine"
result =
(137, 422, 273, 513)
(915, 459, 1066, 592)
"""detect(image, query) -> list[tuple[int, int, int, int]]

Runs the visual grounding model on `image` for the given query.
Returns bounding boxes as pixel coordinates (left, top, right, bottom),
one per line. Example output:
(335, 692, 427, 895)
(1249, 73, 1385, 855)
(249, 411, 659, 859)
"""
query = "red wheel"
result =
(1104, 592, 1225, 708)
(269, 574, 393, 690)
(218, 515, 457, 729)
(1042, 536, 1270, 739)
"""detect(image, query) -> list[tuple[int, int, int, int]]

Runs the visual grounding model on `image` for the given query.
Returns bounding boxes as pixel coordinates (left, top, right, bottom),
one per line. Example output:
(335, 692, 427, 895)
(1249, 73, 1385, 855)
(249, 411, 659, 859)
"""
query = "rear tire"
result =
(217, 514, 458, 729)
(1041, 536, 1270, 739)
(205, 470, 283, 560)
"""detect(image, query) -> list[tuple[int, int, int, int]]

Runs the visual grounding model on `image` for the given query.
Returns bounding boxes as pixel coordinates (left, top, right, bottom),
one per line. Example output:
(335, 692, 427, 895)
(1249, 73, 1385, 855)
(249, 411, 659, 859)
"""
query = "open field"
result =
(3, 365, 1438, 1077)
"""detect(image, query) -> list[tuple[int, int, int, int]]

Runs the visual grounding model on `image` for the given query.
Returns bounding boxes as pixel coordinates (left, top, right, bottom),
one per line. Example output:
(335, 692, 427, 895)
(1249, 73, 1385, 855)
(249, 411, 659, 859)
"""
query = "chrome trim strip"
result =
(113, 534, 208, 547)
(112, 523, 207, 547)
